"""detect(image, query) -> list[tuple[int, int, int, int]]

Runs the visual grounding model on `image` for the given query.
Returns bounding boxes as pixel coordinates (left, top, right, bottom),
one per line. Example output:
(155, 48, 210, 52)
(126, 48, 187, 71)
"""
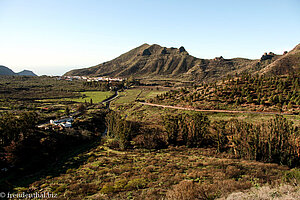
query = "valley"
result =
(0, 44, 299, 200)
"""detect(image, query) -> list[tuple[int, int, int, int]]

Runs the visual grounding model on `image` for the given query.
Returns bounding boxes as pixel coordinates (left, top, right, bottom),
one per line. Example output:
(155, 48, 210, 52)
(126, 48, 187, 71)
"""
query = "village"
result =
(58, 75, 124, 82)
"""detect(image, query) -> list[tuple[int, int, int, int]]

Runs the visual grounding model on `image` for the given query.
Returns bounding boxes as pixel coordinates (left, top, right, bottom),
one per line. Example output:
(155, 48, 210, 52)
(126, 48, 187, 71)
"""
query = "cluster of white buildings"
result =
(59, 76, 124, 82)
(50, 117, 74, 128)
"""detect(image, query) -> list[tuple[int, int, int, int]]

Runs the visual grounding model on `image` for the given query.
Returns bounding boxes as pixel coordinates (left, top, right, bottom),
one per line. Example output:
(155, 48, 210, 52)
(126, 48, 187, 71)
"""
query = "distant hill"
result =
(0, 65, 37, 76)
(17, 70, 37, 76)
(0, 65, 15, 75)
(64, 43, 300, 82)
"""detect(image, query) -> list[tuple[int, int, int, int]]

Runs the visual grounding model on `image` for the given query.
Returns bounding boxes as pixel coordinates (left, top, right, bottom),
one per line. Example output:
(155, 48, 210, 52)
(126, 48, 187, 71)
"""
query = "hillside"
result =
(259, 43, 300, 75)
(0, 65, 15, 75)
(64, 43, 300, 82)
(17, 70, 37, 76)
(149, 73, 300, 114)
(0, 66, 37, 76)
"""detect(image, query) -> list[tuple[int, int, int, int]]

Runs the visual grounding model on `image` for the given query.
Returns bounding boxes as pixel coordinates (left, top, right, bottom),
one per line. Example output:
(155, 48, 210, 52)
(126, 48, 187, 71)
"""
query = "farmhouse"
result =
(50, 117, 74, 128)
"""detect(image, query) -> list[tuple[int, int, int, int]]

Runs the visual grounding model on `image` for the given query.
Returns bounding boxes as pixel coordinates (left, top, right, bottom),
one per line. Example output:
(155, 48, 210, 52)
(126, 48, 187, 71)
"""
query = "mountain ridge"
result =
(64, 43, 300, 81)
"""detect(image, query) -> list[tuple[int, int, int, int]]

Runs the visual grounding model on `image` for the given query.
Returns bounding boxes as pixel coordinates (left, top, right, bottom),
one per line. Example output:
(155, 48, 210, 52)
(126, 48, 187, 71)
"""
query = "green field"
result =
(113, 88, 167, 104)
(113, 89, 142, 104)
(37, 91, 114, 103)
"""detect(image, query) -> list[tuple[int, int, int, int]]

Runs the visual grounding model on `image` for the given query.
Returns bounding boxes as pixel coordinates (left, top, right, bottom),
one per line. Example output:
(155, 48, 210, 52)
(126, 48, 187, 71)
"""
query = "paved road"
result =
(141, 102, 293, 115)
(102, 91, 119, 104)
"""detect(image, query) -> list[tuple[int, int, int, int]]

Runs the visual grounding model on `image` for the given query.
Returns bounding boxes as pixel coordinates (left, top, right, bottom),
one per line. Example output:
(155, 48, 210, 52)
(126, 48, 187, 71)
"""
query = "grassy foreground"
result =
(25, 144, 298, 200)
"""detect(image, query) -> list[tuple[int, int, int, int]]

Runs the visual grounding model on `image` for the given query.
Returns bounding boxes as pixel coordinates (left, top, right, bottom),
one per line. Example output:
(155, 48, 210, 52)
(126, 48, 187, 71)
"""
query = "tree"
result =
(0, 112, 38, 147)
(163, 114, 179, 145)
(105, 111, 133, 150)
(185, 113, 210, 147)
(65, 106, 70, 116)
(77, 103, 86, 114)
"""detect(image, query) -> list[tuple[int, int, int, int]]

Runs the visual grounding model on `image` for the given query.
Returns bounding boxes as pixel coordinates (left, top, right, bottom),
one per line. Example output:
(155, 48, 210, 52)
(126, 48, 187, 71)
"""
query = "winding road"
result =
(102, 91, 119, 104)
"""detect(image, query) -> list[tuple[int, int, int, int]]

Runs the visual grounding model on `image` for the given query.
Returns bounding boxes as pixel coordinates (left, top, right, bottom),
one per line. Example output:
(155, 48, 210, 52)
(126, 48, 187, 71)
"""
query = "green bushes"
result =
(161, 113, 299, 167)
(213, 115, 299, 167)
(124, 178, 148, 190)
(100, 178, 148, 194)
(105, 111, 134, 150)
(0, 112, 38, 146)
(163, 113, 210, 147)
(283, 168, 300, 185)
(133, 127, 166, 149)
(152, 74, 299, 111)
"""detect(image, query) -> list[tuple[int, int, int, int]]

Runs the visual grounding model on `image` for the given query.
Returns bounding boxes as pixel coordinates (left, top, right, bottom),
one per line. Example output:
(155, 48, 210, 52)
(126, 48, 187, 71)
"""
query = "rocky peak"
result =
(142, 48, 152, 56)
(260, 52, 275, 61)
(179, 46, 186, 53)
(161, 47, 169, 55)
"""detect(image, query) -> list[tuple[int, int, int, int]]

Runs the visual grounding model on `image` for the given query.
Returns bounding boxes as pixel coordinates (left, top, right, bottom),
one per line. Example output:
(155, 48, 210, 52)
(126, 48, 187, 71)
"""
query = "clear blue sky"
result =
(0, 0, 299, 75)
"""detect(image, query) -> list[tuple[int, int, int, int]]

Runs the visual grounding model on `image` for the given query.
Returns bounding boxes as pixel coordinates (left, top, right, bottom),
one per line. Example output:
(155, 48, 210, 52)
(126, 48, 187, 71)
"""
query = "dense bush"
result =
(0, 109, 107, 170)
(133, 127, 166, 149)
(0, 112, 38, 147)
(213, 115, 299, 167)
(152, 74, 300, 111)
(105, 111, 135, 150)
(163, 112, 210, 147)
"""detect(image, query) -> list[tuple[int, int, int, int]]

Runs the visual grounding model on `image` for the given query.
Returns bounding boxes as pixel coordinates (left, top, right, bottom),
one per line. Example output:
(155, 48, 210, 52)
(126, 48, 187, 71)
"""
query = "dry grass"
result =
(220, 184, 300, 200)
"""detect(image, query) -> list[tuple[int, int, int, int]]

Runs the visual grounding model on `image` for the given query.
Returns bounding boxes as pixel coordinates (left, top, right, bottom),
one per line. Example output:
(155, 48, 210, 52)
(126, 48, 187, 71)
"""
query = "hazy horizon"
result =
(1, 0, 299, 76)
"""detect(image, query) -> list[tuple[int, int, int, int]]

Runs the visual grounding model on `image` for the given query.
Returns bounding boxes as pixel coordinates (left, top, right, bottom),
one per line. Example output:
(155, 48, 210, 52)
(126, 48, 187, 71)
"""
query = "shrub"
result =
(114, 179, 128, 191)
(283, 168, 300, 186)
(105, 138, 120, 149)
(125, 178, 148, 190)
(100, 184, 115, 194)
(166, 180, 200, 200)
(166, 180, 219, 200)
(133, 127, 166, 149)
(223, 184, 300, 200)
(54, 185, 67, 194)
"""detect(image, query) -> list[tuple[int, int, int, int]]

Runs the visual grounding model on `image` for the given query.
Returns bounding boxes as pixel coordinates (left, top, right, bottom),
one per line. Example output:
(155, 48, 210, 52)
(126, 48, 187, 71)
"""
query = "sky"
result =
(0, 0, 299, 76)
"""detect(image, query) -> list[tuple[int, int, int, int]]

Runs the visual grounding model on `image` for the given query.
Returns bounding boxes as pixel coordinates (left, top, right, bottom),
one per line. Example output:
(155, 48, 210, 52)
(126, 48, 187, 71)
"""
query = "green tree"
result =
(105, 111, 133, 150)
(65, 106, 70, 116)
(77, 103, 86, 114)
(163, 114, 179, 145)
(185, 113, 210, 147)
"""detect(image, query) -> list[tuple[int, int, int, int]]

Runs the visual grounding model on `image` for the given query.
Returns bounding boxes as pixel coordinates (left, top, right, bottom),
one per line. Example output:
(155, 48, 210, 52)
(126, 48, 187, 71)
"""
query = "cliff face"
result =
(65, 43, 300, 82)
